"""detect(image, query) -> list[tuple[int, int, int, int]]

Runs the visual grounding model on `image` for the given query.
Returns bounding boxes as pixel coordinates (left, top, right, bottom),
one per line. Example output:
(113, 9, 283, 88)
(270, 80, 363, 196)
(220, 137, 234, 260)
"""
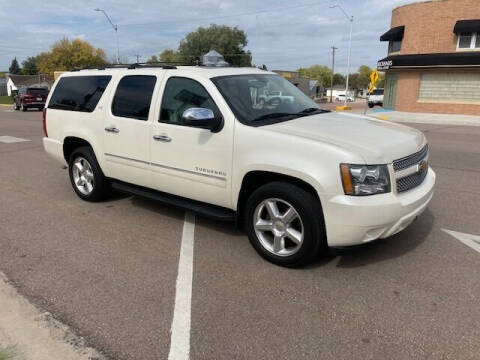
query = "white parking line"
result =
(442, 229, 480, 254)
(0, 136, 30, 143)
(168, 212, 196, 360)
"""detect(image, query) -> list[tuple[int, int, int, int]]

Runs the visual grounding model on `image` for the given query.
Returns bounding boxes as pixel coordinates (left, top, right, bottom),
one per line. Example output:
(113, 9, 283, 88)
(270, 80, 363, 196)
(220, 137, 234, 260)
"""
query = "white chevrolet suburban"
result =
(43, 65, 435, 267)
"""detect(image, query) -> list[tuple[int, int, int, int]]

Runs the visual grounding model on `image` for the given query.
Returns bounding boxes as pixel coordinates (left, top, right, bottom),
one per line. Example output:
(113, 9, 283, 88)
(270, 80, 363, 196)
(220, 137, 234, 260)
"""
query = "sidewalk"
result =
(0, 272, 104, 360)
(366, 109, 480, 126)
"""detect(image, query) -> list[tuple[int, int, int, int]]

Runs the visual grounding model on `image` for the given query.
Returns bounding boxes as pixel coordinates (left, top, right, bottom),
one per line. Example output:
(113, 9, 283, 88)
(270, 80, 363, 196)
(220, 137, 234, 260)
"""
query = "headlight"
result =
(340, 164, 391, 196)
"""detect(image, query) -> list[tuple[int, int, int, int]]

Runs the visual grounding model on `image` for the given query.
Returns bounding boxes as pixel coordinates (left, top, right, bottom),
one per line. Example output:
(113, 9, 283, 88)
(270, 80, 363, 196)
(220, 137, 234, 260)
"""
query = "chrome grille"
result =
(393, 145, 429, 193)
(393, 145, 429, 172)
(396, 166, 428, 193)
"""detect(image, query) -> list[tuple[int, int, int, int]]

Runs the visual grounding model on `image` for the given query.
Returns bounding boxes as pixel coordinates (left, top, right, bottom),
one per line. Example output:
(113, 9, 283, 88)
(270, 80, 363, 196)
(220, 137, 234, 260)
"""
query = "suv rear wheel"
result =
(68, 146, 109, 202)
(245, 182, 326, 267)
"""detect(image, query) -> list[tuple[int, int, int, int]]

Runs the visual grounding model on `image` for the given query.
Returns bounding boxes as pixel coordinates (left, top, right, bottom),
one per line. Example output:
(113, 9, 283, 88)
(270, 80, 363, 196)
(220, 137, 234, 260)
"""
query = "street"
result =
(1, 108, 480, 360)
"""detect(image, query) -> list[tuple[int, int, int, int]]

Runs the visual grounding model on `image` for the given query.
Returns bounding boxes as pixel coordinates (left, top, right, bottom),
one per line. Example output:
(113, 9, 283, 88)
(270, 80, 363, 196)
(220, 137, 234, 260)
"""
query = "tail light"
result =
(42, 108, 48, 137)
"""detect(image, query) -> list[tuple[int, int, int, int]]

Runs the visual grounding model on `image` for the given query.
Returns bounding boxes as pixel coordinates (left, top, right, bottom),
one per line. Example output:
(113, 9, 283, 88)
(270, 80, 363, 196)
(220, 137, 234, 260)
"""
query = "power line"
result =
(124, 0, 337, 27)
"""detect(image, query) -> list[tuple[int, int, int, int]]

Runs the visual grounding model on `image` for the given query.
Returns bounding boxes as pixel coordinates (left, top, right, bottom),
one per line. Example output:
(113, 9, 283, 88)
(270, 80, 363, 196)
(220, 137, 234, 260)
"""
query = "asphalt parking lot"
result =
(1, 108, 480, 360)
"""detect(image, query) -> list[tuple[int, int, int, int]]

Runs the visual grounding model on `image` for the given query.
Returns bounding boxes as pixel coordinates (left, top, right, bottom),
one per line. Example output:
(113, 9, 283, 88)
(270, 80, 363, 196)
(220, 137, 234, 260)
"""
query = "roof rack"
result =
(71, 61, 197, 72)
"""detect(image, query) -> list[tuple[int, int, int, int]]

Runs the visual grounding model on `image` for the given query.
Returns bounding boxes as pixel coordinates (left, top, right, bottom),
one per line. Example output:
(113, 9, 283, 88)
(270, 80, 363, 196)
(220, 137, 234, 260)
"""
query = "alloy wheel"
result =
(72, 157, 95, 195)
(253, 198, 304, 257)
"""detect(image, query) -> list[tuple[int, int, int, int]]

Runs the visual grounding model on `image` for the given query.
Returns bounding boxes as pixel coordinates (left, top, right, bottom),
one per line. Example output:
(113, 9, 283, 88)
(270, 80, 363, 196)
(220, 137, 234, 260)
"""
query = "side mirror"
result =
(181, 108, 223, 133)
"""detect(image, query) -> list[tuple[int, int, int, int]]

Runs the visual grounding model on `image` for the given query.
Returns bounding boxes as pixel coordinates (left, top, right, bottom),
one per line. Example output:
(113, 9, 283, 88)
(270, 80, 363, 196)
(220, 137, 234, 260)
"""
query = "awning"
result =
(380, 26, 405, 42)
(454, 19, 480, 34)
(377, 52, 480, 70)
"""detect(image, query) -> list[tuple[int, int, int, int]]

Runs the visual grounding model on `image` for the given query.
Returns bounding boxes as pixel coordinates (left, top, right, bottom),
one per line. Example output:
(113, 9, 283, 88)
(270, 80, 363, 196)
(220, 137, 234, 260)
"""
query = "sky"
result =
(0, 0, 425, 74)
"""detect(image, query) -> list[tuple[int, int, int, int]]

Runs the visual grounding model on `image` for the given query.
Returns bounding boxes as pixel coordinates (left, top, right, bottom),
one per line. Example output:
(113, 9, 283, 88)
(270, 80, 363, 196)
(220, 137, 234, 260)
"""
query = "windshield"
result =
(212, 74, 328, 126)
(371, 89, 384, 95)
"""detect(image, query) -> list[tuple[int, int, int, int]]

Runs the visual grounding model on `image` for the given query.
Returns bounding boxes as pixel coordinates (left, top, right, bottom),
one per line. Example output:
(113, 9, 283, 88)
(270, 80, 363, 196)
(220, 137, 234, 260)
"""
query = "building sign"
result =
(377, 60, 393, 70)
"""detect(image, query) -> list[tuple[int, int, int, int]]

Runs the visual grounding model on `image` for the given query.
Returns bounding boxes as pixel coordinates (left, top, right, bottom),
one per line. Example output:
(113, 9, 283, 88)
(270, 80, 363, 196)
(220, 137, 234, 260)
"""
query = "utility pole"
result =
(330, 46, 338, 103)
(134, 54, 141, 63)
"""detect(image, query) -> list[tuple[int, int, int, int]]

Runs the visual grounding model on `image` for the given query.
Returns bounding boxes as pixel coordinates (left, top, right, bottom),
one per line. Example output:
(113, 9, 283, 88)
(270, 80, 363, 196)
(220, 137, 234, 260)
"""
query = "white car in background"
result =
(368, 89, 384, 108)
(335, 94, 355, 102)
(43, 65, 435, 267)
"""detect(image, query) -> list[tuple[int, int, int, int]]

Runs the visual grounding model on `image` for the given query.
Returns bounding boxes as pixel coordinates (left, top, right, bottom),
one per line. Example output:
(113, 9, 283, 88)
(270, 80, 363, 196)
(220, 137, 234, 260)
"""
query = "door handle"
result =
(105, 126, 120, 133)
(153, 134, 172, 142)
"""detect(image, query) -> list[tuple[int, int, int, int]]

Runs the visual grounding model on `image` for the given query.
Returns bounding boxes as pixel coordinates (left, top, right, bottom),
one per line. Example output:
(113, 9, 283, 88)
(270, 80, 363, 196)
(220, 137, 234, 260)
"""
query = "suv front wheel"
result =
(245, 182, 326, 267)
(68, 146, 109, 202)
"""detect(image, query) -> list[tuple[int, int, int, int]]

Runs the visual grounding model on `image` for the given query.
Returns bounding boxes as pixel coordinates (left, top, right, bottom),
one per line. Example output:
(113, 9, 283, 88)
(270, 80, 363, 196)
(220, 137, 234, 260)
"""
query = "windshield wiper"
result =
(297, 108, 330, 116)
(253, 112, 295, 122)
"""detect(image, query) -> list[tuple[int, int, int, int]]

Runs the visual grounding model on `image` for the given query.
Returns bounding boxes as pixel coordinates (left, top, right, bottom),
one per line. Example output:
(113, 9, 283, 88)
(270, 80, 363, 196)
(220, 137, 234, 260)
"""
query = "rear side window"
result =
(48, 76, 111, 112)
(112, 75, 157, 121)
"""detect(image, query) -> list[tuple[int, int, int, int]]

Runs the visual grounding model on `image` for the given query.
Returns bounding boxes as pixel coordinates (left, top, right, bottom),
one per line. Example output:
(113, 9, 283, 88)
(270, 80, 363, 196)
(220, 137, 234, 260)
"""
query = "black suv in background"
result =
(13, 87, 49, 111)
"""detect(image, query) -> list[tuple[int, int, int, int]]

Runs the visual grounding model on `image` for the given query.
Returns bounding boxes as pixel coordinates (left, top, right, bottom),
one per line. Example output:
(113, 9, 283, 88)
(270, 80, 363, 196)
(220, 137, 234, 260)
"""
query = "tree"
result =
(356, 65, 373, 89)
(9, 58, 21, 74)
(21, 56, 40, 75)
(37, 38, 107, 76)
(297, 65, 332, 88)
(348, 73, 360, 89)
(333, 73, 345, 86)
(147, 49, 181, 64)
(177, 24, 252, 66)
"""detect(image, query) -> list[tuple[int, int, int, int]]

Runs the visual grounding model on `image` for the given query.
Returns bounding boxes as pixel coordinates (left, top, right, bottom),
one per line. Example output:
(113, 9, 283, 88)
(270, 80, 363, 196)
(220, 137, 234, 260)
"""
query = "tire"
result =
(21, 102, 27, 111)
(68, 146, 109, 202)
(244, 182, 327, 267)
(368, 103, 374, 108)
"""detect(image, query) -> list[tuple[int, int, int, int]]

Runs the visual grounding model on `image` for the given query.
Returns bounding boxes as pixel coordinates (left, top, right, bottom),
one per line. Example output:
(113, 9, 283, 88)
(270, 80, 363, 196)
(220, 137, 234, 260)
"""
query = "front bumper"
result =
(322, 167, 436, 247)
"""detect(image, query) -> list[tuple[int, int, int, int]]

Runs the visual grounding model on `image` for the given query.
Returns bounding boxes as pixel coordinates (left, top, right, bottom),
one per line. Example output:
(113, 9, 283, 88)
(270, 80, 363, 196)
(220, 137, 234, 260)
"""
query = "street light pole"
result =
(330, 46, 338, 103)
(94, 8, 120, 64)
(330, 3, 354, 107)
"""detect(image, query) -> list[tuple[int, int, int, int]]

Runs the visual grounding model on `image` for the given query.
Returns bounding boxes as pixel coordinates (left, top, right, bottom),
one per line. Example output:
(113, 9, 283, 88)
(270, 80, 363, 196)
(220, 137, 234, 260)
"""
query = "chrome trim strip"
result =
(395, 164, 422, 179)
(105, 153, 149, 165)
(150, 162, 226, 181)
(104, 153, 227, 181)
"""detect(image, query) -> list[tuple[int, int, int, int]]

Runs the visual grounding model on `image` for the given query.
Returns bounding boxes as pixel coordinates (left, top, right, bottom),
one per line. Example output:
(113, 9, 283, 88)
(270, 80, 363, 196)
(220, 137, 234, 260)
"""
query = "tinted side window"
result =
(160, 77, 220, 125)
(49, 76, 111, 112)
(112, 75, 157, 121)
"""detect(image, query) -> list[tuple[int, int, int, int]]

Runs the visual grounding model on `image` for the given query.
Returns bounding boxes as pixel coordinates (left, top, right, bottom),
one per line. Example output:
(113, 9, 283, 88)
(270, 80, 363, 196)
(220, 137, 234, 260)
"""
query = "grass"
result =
(0, 346, 17, 360)
(0, 349, 10, 360)
(0, 96, 13, 105)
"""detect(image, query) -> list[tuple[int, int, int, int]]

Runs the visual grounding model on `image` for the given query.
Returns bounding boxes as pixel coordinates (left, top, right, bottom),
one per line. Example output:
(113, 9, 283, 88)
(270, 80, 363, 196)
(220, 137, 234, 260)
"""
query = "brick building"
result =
(377, 0, 480, 115)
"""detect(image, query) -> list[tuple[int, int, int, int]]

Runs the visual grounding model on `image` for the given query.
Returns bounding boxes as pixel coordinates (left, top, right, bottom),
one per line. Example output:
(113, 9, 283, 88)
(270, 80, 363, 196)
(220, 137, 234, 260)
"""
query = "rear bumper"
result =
(43, 137, 66, 165)
(322, 167, 436, 247)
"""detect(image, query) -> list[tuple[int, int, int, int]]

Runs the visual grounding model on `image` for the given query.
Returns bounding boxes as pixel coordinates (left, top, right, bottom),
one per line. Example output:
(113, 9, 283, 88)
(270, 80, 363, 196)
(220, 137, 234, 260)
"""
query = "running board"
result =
(111, 181, 236, 222)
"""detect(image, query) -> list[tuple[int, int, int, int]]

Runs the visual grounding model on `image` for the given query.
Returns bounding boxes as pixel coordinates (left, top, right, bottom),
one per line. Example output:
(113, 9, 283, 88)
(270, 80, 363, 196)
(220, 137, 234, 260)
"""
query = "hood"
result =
(262, 112, 426, 164)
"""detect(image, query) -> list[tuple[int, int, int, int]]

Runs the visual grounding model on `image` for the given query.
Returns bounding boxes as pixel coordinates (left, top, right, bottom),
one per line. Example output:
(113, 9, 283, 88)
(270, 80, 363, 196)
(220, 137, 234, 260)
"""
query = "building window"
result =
(457, 32, 480, 49)
(389, 40, 402, 53)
